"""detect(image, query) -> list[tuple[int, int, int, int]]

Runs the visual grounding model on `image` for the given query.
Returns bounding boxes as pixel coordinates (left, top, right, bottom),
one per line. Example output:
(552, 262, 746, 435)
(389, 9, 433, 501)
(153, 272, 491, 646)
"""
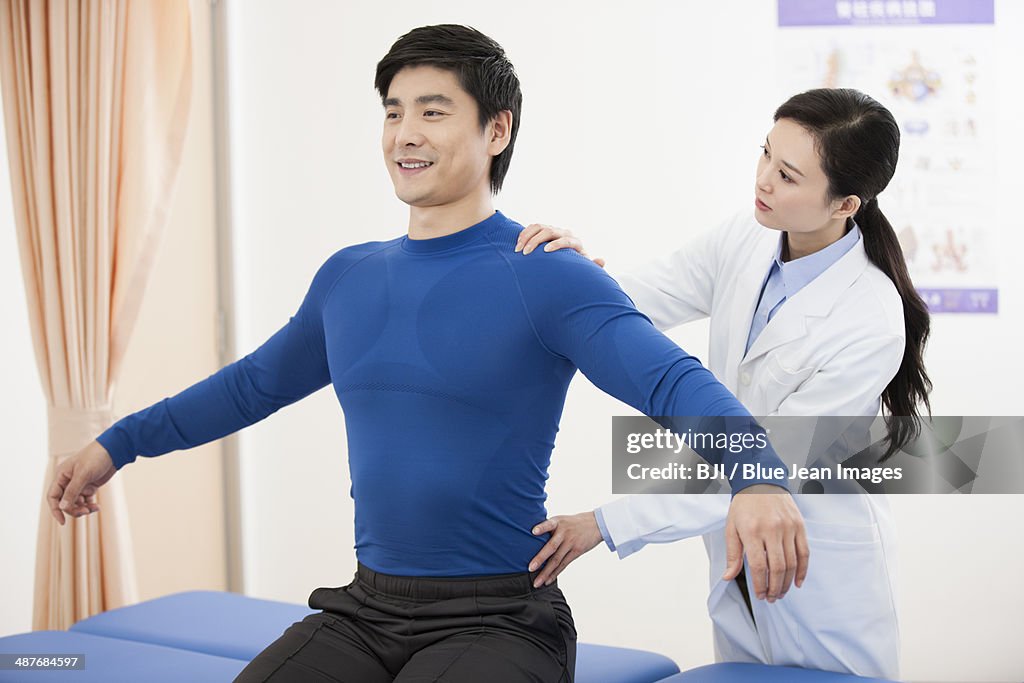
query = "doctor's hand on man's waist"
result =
(529, 484, 809, 602)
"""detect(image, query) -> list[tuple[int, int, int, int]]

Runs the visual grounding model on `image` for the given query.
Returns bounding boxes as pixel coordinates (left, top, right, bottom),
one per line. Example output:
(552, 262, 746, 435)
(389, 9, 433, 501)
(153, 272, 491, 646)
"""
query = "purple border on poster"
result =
(778, 0, 994, 27)
(918, 288, 998, 313)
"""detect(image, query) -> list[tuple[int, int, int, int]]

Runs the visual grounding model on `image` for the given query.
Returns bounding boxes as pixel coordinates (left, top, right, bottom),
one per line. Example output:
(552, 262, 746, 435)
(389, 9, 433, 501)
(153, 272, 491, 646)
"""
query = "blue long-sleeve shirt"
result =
(97, 211, 785, 576)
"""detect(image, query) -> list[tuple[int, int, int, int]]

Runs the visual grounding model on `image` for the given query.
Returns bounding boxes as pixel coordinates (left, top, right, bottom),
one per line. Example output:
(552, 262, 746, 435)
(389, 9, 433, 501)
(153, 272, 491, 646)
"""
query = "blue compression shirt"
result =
(97, 211, 787, 576)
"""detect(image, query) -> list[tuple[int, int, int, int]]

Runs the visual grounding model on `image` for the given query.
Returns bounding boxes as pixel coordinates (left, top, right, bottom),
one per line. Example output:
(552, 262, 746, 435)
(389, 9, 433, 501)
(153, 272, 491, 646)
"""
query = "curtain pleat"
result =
(0, 0, 193, 630)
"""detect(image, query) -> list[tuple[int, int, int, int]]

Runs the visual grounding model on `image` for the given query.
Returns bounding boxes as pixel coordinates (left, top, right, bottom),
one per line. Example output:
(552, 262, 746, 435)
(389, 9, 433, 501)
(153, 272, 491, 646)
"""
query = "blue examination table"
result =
(0, 591, 896, 682)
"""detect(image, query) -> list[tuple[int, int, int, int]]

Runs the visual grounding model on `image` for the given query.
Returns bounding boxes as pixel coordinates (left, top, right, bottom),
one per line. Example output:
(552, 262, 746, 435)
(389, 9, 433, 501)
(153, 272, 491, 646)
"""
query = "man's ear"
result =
(488, 110, 513, 157)
(831, 194, 861, 220)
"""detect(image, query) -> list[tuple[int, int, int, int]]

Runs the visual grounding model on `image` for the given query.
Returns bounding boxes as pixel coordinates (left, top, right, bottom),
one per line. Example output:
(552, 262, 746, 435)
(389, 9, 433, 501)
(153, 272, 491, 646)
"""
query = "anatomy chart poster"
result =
(776, 0, 997, 313)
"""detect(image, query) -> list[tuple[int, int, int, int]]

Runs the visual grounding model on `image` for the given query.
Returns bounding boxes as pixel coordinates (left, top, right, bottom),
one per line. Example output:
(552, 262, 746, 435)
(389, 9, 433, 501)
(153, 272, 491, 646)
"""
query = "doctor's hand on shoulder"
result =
(47, 440, 117, 525)
(516, 224, 605, 268)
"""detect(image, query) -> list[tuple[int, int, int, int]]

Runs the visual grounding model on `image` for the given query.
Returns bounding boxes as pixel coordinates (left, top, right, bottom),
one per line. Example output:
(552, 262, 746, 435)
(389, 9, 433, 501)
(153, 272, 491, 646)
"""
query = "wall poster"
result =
(777, 0, 997, 313)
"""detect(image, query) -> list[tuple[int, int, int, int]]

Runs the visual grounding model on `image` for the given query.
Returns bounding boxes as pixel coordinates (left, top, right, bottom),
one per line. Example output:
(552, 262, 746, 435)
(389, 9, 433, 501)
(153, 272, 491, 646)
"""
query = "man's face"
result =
(383, 65, 495, 209)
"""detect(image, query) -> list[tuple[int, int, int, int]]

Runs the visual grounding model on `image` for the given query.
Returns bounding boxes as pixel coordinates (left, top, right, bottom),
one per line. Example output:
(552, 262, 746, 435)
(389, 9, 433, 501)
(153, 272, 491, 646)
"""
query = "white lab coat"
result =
(598, 212, 905, 679)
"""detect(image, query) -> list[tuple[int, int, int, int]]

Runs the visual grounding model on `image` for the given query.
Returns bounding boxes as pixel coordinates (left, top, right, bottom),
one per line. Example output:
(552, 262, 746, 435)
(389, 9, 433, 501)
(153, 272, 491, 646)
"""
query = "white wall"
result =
(221, 1, 1024, 681)
(114, 0, 228, 602)
(0, 83, 49, 638)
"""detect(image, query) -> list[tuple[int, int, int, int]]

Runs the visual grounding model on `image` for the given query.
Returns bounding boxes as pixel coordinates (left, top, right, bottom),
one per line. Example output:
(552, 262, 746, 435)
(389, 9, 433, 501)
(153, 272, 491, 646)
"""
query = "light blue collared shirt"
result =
(595, 222, 861, 553)
(744, 223, 862, 354)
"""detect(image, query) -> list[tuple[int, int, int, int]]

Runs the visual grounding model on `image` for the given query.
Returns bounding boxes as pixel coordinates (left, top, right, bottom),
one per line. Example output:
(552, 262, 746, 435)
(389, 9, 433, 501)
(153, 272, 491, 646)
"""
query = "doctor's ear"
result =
(831, 195, 861, 220)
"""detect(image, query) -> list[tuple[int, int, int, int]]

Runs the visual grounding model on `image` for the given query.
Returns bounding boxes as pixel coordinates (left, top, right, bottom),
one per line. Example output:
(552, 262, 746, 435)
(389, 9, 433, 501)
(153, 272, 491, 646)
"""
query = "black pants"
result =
(234, 564, 577, 682)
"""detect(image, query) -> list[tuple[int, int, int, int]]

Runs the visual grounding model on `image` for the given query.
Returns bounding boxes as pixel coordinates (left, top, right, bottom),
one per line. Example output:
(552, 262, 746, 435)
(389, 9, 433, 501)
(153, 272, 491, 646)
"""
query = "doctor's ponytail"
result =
(855, 198, 932, 459)
(775, 89, 932, 460)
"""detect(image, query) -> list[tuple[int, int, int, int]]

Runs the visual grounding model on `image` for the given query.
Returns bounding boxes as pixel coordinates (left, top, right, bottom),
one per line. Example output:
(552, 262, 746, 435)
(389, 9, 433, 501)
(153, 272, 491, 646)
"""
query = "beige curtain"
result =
(0, 0, 193, 629)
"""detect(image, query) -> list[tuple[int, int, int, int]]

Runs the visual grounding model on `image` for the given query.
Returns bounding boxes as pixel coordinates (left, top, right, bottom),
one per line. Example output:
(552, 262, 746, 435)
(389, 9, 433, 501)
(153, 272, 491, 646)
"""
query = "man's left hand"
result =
(723, 484, 810, 602)
(528, 511, 604, 588)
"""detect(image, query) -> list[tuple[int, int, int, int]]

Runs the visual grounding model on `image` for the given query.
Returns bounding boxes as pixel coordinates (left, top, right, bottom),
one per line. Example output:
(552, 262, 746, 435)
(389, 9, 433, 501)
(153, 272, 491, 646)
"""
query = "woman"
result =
(517, 88, 931, 679)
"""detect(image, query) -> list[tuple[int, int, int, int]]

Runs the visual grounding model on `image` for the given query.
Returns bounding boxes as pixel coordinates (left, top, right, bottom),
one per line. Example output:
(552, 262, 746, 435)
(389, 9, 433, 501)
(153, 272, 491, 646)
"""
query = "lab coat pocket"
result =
(800, 518, 891, 622)
(760, 354, 814, 412)
(772, 518, 899, 677)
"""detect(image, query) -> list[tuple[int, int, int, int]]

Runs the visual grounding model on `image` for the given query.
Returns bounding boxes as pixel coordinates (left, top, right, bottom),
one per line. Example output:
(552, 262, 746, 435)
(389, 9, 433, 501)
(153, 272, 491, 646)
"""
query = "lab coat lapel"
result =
(741, 303, 808, 367)
(724, 238, 776, 389)
(741, 235, 870, 367)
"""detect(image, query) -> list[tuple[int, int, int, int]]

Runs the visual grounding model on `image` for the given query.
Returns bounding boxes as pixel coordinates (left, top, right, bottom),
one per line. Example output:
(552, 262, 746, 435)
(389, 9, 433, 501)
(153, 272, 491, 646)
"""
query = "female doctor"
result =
(516, 88, 932, 679)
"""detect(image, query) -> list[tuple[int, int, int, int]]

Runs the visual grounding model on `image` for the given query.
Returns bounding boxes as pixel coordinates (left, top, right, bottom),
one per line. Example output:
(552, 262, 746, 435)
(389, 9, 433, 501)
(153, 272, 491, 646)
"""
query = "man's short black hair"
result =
(375, 25, 522, 194)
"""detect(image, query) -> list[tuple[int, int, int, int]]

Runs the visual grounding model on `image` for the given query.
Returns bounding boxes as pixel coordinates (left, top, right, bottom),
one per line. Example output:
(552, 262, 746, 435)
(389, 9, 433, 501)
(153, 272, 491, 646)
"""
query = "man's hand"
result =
(528, 511, 604, 588)
(47, 440, 117, 525)
(723, 484, 809, 602)
(515, 224, 606, 268)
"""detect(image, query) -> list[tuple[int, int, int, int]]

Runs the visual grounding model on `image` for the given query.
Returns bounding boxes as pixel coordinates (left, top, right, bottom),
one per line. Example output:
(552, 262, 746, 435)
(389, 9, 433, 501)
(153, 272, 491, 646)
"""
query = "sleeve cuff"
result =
(593, 507, 616, 552)
(730, 476, 791, 495)
(95, 424, 137, 470)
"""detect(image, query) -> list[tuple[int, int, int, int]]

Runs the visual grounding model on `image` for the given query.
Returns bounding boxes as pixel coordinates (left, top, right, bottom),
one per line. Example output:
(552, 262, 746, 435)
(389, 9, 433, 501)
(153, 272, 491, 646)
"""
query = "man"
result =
(48, 25, 807, 682)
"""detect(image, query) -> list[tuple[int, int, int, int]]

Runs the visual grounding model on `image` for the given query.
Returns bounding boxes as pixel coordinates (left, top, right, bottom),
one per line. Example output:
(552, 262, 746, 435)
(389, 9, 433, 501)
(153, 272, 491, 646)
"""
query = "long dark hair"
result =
(775, 88, 932, 459)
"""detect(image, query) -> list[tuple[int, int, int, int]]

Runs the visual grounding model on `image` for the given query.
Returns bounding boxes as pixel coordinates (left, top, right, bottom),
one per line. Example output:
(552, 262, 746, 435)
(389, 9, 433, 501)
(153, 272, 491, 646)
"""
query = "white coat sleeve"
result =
(615, 219, 730, 331)
(596, 216, 744, 558)
(598, 335, 905, 559)
(598, 493, 730, 559)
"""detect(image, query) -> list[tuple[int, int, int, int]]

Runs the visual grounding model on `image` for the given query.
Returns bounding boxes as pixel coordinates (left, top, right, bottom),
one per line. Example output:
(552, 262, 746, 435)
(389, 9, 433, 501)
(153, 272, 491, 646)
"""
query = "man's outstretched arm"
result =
(512, 252, 808, 600)
(47, 254, 342, 524)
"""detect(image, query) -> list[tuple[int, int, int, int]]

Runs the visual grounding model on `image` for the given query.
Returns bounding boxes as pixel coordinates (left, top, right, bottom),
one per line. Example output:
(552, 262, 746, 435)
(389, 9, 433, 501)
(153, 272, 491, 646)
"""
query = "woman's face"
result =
(753, 118, 849, 235)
